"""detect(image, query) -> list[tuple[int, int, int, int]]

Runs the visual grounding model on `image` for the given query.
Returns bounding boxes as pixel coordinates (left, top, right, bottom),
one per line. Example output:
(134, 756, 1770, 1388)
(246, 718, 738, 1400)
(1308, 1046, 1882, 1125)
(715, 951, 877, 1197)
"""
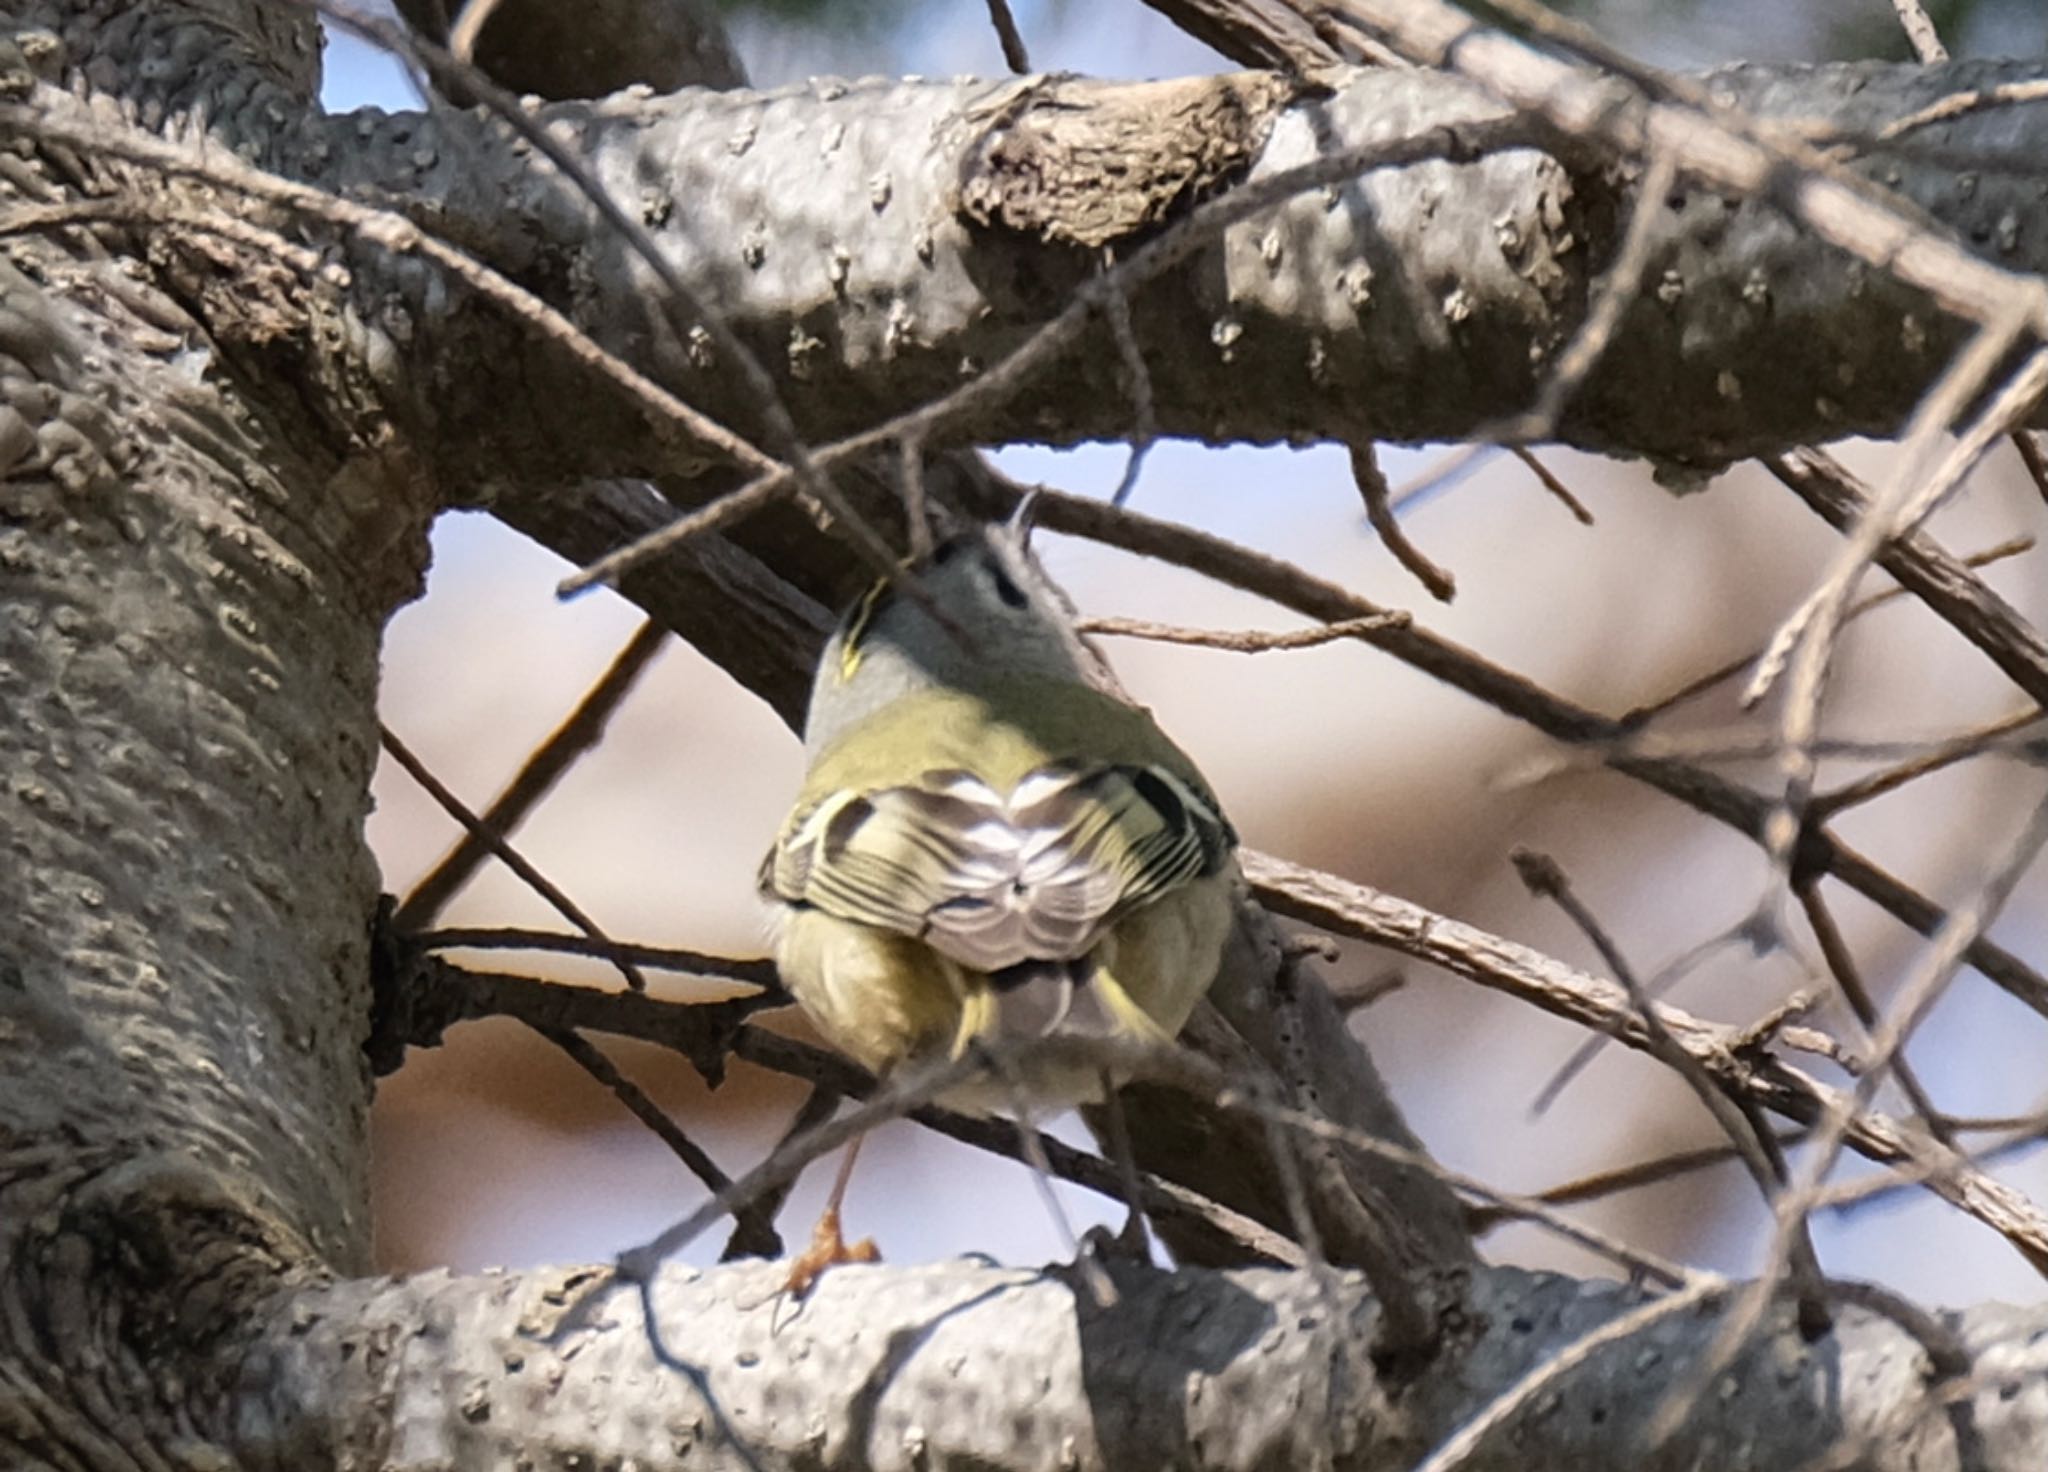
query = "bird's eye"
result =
(982, 556, 1028, 609)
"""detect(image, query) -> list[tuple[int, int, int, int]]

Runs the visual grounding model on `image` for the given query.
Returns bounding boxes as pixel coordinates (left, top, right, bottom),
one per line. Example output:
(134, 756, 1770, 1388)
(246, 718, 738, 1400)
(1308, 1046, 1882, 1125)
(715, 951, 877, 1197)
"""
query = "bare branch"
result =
(985, 479, 2048, 1023)
(395, 621, 669, 931)
(1076, 612, 1410, 652)
(1131, 0, 1345, 71)
(537, 1023, 784, 1258)
(2012, 431, 2048, 506)
(1618, 536, 2036, 728)
(983, 0, 1031, 73)
(1507, 447, 1595, 525)
(1243, 848, 2048, 1273)
(412, 925, 779, 990)
(1511, 849, 1831, 1333)
(1655, 789, 2048, 1442)
(1887, 0, 1951, 64)
(379, 724, 651, 991)
(1351, 442, 1455, 601)
(1764, 451, 2048, 708)
(1812, 710, 2044, 818)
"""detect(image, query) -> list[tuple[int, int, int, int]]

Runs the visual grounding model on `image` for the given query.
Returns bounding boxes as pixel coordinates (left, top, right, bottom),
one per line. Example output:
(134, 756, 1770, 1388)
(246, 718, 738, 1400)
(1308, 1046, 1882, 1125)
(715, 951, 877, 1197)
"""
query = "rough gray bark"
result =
(294, 55, 2048, 484)
(5, 0, 2048, 1468)
(229, 1260, 2048, 1471)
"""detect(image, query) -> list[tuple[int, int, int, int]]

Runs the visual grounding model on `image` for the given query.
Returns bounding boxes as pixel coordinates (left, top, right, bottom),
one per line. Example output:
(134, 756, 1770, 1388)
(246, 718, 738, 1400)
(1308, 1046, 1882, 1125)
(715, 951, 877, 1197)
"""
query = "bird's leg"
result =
(782, 1133, 880, 1298)
(971, 1040, 1119, 1307)
(1092, 1067, 1154, 1264)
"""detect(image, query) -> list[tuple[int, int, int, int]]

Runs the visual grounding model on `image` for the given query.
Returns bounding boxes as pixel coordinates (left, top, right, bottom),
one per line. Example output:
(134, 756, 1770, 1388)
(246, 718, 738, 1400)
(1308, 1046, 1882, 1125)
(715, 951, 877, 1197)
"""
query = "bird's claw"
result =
(782, 1202, 880, 1299)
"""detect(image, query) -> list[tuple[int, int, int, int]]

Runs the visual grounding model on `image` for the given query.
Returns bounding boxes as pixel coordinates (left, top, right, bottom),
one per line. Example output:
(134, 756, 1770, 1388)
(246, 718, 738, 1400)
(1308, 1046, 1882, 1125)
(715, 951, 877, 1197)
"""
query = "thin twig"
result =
(1504, 723, 2048, 777)
(983, 0, 1032, 72)
(1468, 1132, 1802, 1232)
(379, 724, 650, 991)
(1748, 324, 2031, 712)
(1651, 788, 2048, 1444)
(447, 0, 508, 63)
(1098, 259, 1156, 509)
(1242, 847, 2048, 1272)
(1818, 1115, 2048, 1218)
(412, 926, 780, 991)
(1351, 442, 1454, 600)
(1824, 1279, 1985, 1466)
(538, 1023, 783, 1258)
(1511, 849, 1831, 1334)
(1330, 969, 1406, 1013)
(1412, 1272, 1981, 1472)
(1076, 612, 1410, 652)
(1488, 1110, 2048, 1232)
(1412, 1279, 1728, 1472)
(617, 1052, 982, 1278)
(1529, 922, 1760, 1117)
(1766, 451, 2048, 708)
(1898, 348, 2048, 538)
(1388, 444, 1494, 513)
(1747, 322, 2036, 942)
(734, 1084, 843, 1261)
(899, 434, 933, 560)
(994, 478, 2048, 1023)
(974, 1043, 1117, 1307)
(396, 620, 668, 931)
(1617, 536, 2036, 728)
(1795, 877, 1948, 1139)
(1874, 78, 2048, 143)
(1812, 709, 2045, 818)
(1507, 446, 1595, 524)
(1886, 0, 1950, 62)
(1094, 1070, 1152, 1256)
(2013, 431, 2048, 507)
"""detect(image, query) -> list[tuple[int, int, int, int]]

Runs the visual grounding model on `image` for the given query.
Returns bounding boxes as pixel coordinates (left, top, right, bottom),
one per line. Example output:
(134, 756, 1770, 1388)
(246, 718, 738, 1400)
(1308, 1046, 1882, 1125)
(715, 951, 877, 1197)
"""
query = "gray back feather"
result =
(802, 520, 1119, 756)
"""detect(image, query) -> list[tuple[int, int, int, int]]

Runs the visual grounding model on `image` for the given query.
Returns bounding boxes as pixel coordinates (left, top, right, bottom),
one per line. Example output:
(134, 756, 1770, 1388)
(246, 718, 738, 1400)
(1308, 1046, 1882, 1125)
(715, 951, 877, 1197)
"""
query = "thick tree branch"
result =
(227, 1257, 2048, 1471)
(270, 57, 2048, 500)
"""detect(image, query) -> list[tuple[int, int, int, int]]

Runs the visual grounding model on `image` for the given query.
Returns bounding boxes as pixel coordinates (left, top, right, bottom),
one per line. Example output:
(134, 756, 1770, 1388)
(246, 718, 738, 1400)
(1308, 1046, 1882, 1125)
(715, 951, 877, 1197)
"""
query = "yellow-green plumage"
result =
(772, 872, 1233, 1112)
(762, 526, 1239, 1115)
(790, 678, 1217, 802)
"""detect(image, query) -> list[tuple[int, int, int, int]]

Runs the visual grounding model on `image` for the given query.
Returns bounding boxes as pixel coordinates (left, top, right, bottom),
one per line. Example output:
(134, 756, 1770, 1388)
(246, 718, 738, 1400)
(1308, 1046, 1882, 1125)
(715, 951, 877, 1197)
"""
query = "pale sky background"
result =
(331, 2, 2048, 1309)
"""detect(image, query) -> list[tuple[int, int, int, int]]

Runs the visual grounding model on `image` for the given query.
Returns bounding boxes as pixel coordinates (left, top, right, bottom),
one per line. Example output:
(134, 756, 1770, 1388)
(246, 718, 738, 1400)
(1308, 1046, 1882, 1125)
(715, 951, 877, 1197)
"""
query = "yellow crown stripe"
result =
(837, 578, 894, 682)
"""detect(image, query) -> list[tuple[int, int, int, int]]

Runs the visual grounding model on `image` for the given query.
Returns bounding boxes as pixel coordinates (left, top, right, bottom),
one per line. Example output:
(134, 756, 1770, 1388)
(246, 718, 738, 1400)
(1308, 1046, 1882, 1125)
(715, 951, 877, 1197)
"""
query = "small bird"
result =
(760, 504, 1240, 1287)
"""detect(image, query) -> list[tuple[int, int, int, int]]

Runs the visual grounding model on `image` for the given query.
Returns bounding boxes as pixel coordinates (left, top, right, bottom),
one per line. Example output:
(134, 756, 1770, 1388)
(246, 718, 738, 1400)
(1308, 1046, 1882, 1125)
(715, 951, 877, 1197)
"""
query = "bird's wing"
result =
(762, 761, 1234, 972)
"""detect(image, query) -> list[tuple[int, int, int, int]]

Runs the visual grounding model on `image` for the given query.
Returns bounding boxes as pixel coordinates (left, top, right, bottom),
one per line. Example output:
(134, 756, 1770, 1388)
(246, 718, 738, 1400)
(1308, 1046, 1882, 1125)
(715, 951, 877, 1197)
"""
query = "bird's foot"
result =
(1078, 1211, 1153, 1270)
(782, 1202, 880, 1299)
